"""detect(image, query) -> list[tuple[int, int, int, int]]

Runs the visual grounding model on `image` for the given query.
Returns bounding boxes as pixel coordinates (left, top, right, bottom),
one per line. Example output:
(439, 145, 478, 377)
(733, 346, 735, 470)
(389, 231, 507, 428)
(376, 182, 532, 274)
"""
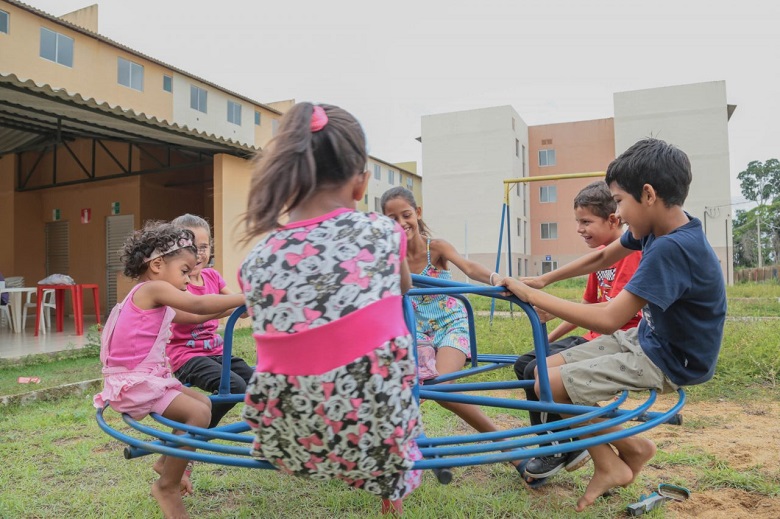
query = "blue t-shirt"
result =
(621, 215, 726, 386)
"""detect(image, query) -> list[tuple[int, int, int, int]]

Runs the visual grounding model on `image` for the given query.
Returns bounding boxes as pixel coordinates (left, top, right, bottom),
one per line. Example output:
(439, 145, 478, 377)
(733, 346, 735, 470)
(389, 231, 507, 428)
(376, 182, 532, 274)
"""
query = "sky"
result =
(21, 0, 780, 208)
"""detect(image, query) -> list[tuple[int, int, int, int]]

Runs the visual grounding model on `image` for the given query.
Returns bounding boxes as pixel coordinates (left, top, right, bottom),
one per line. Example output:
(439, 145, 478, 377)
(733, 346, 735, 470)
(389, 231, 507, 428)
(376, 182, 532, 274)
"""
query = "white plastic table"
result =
(0, 287, 37, 333)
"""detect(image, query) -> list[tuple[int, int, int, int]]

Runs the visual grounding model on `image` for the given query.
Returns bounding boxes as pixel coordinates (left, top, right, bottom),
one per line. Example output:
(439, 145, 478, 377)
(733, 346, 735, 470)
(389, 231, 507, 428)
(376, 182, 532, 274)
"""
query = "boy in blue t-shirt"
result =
(503, 138, 727, 512)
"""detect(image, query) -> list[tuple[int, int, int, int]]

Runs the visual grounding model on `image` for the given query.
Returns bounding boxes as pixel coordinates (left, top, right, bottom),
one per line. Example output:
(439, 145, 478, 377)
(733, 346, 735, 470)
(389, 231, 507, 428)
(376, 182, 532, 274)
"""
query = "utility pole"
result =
(757, 213, 763, 268)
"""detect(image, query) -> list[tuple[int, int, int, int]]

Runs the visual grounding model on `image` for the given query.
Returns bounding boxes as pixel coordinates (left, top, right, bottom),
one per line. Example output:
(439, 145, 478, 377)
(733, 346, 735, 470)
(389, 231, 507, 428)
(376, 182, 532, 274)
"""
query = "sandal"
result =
(184, 460, 194, 478)
(515, 459, 549, 489)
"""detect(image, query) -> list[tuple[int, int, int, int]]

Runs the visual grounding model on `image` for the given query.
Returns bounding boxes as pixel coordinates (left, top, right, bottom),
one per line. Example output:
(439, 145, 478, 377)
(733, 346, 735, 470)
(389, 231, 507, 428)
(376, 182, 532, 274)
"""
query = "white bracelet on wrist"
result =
(489, 272, 498, 286)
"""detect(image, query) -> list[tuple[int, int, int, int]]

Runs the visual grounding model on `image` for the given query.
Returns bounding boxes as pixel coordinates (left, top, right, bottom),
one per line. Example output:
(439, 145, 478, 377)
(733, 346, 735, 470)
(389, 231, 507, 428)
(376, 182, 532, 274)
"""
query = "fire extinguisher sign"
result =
(81, 208, 91, 224)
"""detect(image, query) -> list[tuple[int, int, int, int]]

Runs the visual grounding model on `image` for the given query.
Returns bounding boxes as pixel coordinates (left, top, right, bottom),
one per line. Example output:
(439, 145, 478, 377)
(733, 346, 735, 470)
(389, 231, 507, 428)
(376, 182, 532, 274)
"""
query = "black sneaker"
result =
(564, 449, 590, 472)
(523, 454, 566, 479)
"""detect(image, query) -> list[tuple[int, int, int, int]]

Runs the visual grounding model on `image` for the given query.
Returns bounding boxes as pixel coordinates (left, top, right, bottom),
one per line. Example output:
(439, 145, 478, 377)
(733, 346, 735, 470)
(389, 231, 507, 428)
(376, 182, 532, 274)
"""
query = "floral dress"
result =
(411, 238, 472, 357)
(240, 208, 422, 500)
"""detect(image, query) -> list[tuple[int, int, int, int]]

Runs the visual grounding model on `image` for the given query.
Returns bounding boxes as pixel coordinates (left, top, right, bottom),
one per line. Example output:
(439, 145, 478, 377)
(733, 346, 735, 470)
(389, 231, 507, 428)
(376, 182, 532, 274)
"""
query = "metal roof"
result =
(0, 72, 259, 157)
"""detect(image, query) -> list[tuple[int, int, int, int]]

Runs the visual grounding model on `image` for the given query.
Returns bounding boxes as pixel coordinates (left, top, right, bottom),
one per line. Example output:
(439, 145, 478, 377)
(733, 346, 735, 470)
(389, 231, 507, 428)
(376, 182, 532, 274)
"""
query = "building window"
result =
(388, 170, 395, 184)
(517, 217, 521, 237)
(117, 57, 143, 91)
(512, 117, 516, 130)
(0, 10, 9, 34)
(190, 85, 207, 113)
(374, 197, 381, 212)
(539, 149, 556, 167)
(406, 177, 413, 190)
(40, 27, 74, 67)
(541, 222, 558, 240)
(541, 260, 558, 274)
(254, 111, 261, 126)
(364, 194, 368, 204)
(540, 185, 557, 203)
(227, 100, 242, 125)
(522, 144, 526, 176)
(373, 164, 381, 180)
(515, 139, 520, 158)
(163, 75, 172, 93)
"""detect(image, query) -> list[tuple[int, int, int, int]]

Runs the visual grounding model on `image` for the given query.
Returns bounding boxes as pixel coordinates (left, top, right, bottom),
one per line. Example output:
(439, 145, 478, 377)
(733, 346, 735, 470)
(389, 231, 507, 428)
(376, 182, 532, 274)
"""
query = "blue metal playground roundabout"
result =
(96, 274, 684, 488)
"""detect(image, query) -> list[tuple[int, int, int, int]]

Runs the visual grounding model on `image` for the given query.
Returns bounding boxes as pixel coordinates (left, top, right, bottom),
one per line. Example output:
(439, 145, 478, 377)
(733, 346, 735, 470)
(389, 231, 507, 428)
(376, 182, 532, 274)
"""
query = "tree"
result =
(737, 159, 780, 207)
(736, 159, 780, 268)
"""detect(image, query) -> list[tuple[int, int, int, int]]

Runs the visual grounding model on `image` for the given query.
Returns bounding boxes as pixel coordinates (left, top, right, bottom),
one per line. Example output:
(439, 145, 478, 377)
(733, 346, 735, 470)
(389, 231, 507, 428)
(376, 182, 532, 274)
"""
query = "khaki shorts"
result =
(558, 328, 679, 406)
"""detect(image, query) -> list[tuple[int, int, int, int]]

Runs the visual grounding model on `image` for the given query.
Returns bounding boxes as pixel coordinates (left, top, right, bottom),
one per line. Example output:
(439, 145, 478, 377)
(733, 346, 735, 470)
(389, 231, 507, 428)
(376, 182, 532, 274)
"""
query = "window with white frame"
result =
(374, 197, 381, 212)
(373, 164, 381, 180)
(540, 185, 557, 203)
(117, 57, 143, 91)
(388, 170, 394, 184)
(406, 177, 413, 190)
(541, 260, 558, 274)
(0, 10, 9, 34)
(541, 222, 558, 240)
(539, 149, 556, 167)
(227, 100, 242, 125)
(190, 85, 207, 113)
(254, 111, 261, 126)
(40, 27, 74, 67)
(162, 75, 172, 93)
(515, 138, 520, 157)
(517, 217, 521, 237)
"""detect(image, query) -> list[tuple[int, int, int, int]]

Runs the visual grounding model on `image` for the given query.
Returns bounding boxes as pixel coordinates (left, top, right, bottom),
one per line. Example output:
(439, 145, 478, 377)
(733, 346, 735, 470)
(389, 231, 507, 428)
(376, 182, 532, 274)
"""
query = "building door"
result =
(106, 215, 135, 309)
(45, 221, 69, 276)
(541, 260, 558, 274)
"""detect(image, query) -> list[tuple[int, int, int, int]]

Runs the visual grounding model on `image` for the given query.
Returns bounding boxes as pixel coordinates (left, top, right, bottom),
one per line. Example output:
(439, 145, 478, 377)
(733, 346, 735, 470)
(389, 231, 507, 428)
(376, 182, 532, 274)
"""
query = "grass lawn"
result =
(1, 282, 779, 517)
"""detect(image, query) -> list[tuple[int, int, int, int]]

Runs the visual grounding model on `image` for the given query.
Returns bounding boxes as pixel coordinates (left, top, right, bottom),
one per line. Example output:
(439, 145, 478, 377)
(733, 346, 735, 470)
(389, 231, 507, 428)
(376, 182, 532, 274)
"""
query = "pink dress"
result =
(93, 283, 183, 420)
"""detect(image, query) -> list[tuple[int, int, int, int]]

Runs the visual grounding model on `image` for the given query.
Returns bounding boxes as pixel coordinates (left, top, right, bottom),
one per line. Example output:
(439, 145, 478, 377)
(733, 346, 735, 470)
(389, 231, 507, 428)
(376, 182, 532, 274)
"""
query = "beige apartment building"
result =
(422, 81, 735, 284)
(0, 0, 420, 316)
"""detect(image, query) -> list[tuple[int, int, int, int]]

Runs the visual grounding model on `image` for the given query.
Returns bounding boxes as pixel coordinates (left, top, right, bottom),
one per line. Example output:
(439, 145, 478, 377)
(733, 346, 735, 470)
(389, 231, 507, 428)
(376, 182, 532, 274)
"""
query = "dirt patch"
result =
(486, 392, 780, 517)
(646, 396, 780, 518)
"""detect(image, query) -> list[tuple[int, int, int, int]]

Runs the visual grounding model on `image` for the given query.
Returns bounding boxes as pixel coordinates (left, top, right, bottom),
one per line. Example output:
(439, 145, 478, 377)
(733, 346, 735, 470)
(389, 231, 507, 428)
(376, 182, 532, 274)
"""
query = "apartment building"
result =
(0, 1, 421, 314)
(421, 81, 735, 283)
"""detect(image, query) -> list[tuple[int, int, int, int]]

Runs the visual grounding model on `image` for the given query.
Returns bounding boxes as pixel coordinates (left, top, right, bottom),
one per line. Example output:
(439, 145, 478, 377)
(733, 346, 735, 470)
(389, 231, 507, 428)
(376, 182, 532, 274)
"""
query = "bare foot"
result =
(151, 480, 190, 519)
(575, 458, 633, 512)
(618, 437, 657, 486)
(153, 457, 193, 496)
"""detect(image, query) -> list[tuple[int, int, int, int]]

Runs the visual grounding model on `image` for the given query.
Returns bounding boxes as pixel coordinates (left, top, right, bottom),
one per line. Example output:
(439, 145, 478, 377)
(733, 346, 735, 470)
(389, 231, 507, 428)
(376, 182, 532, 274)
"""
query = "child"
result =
(239, 103, 421, 515)
(168, 213, 254, 429)
(380, 187, 516, 462)
(94, 222, 245, 519)
(502, 138, 727, 511)
(513, 181, 642, 486)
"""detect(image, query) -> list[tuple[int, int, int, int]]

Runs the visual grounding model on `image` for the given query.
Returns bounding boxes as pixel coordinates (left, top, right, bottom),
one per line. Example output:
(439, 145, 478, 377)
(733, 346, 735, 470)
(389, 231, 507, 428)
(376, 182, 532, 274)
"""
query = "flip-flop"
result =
(515, 459, 549, 489)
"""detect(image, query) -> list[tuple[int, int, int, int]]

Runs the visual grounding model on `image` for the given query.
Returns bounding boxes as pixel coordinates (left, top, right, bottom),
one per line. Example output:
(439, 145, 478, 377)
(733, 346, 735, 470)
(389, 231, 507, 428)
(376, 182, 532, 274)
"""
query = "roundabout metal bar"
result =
(97, 273, 684, 479)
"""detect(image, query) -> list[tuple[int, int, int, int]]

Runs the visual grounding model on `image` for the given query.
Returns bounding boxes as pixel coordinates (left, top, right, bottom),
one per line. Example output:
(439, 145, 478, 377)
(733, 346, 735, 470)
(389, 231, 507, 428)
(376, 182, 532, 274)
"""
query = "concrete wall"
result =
(362, 158, 422, 214)
(421, 105, 529, 280)
(614, 81, 734, 283)
(1, 3, 173, 120)
(213, 153, 253, 296)
(171, 74, 255, 147)
(0, 155, 15, 274)
(527, 119, 615, 275)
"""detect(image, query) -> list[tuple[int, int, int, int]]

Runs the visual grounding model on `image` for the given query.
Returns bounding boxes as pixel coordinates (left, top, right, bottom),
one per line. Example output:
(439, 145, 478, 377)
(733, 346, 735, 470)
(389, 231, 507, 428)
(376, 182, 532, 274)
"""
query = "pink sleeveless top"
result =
(93, 283, 183, 419)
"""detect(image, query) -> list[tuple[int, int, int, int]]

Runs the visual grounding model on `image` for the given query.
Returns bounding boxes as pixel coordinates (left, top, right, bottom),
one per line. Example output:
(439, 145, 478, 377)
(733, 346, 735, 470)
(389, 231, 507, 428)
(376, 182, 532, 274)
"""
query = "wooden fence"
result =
(734, 266, 780, 283)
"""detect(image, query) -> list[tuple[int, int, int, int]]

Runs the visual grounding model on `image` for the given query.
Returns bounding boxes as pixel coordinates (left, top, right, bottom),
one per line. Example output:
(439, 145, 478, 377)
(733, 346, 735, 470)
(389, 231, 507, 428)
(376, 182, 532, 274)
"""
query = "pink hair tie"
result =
(310, 105, 328, 132)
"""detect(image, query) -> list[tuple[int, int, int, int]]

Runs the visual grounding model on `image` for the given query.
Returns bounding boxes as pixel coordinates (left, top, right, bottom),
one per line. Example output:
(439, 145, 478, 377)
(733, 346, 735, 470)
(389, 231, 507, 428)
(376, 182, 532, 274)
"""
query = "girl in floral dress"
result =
(240, 103, 421, 515)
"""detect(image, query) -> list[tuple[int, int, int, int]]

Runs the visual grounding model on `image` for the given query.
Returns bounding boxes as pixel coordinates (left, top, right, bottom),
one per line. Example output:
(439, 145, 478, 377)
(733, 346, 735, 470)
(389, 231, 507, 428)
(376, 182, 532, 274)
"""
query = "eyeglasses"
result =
(196, 245, 211, 256)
